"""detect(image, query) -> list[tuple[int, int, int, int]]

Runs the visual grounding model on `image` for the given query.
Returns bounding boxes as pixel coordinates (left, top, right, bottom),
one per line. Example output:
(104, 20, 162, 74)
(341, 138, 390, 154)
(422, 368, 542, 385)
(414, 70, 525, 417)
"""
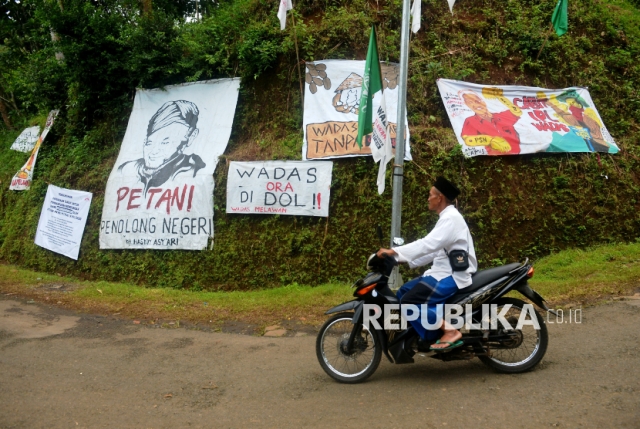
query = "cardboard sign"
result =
(302, 60, 411, 160)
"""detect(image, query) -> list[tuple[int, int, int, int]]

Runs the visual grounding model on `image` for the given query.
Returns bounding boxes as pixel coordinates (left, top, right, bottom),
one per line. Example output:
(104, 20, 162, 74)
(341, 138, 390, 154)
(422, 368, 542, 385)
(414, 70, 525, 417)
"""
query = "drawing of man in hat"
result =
(118, 100, 206, 195)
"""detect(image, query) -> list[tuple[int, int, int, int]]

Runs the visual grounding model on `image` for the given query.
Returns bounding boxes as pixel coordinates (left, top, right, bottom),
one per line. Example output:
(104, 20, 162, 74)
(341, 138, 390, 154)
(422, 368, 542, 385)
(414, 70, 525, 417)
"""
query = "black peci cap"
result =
(434, 176, 460, 201)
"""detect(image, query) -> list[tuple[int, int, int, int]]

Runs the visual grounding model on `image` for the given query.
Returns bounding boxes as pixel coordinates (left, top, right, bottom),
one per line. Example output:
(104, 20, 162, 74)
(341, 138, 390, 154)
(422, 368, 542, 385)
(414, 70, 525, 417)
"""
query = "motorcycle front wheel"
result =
(316, 312, 382, 383)
(478, 297, 548, 373)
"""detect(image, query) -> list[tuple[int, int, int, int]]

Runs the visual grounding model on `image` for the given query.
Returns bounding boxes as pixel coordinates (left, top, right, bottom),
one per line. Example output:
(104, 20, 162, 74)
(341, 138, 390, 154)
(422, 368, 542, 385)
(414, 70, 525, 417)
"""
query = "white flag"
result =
(448, 0, 456, 14)
(278, 0, 293, 30)
(370, 91, 394, 194)
(411, 0, 421, 33)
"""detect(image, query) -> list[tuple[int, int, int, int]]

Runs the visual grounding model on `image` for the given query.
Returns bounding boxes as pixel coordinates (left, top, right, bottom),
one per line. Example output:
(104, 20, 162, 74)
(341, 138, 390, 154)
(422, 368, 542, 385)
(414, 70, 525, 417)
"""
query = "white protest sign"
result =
(10, 126, 41, 153)
(35, 185, 92, 260)
(226, 161, 333, 217)
(100, 78, 240, 250)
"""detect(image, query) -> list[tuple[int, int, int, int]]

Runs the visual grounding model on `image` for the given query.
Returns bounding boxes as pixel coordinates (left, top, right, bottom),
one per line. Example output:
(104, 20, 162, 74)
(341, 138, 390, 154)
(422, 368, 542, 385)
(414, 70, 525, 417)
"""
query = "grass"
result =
(0, 266, 353, 329)
(1, 241, 638, 331)
(528, 241, 640, 304)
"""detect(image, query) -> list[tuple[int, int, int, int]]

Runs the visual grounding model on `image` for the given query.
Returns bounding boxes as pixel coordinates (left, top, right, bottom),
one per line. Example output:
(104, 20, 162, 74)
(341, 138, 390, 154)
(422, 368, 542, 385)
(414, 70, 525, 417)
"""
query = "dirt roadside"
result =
(1, 295, 639, 429)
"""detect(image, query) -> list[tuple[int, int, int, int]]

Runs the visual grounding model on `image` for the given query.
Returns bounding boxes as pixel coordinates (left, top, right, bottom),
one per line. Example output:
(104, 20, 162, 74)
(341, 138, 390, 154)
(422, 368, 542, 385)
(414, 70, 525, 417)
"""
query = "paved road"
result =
(1, 296, 639, 429)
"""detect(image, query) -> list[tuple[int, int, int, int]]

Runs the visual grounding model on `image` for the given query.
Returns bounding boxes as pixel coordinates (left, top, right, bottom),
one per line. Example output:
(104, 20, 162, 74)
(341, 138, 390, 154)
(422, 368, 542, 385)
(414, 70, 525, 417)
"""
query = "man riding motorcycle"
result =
(377, 176, 477, 352)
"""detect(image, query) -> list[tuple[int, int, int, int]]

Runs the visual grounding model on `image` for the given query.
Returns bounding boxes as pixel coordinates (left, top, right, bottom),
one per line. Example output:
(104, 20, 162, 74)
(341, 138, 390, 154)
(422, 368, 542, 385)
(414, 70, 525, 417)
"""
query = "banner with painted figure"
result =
(10, 126, 41, 152)
(303, 60, 411, 160)
(100, 79, 240, 250)
(227, 161, 332, 217)
(35, 185, 92, 260)
(437, 79, 618, 157)
(9, 110, 59, 191)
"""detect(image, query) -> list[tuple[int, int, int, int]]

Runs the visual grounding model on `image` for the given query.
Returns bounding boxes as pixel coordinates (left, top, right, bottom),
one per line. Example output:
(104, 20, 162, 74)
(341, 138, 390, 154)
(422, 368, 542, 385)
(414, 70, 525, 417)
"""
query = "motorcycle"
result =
(316, 250, 555, 384)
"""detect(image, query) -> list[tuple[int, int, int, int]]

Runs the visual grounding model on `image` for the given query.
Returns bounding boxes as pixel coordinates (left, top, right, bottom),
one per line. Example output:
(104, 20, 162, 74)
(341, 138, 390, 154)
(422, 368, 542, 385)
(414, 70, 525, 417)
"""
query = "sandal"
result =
(430, 339, 464, 352)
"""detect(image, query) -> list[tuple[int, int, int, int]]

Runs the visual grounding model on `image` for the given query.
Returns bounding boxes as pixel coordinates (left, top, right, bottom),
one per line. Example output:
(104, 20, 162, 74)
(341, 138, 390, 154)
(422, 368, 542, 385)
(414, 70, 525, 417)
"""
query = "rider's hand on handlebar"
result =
(376, 248, 398, 258)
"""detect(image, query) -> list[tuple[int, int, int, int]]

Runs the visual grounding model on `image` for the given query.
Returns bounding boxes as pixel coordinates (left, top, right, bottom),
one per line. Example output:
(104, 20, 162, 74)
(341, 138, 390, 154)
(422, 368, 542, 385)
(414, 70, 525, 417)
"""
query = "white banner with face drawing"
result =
(100, 78, 240, 250)
(226, 161, 332, 217)
(302, 60, 411, 160)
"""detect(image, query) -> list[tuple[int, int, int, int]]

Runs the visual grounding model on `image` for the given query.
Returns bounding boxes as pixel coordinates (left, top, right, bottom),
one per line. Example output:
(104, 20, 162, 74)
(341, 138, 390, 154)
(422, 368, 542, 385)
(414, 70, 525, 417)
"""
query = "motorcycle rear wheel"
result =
(478, 297, 548, 373)
(316, 312, 382, 383)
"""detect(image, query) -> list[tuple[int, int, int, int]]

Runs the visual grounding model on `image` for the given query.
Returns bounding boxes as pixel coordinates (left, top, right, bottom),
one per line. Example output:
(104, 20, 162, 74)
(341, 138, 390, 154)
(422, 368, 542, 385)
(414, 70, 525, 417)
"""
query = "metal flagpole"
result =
(388, 0, 412, 288)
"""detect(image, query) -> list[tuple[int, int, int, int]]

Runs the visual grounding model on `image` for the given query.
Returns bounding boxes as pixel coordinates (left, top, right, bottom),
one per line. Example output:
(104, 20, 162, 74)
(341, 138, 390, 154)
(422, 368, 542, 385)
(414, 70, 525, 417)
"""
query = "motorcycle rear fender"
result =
(492, 270, 529, 302)
(516, 282, 558, 316)
(325, 300, 360, 315)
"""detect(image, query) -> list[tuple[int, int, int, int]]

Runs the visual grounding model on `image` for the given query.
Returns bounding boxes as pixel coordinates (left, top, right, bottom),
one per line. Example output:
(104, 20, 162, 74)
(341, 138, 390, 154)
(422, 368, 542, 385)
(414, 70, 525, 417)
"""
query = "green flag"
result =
(551, 0, 568, 37)
(356, 26, 383, 149)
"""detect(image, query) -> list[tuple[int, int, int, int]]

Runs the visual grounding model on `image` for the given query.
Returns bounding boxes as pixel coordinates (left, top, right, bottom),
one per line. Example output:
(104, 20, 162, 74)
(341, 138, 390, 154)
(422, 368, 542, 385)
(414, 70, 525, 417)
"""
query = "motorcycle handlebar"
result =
(367, 253, 398, 275)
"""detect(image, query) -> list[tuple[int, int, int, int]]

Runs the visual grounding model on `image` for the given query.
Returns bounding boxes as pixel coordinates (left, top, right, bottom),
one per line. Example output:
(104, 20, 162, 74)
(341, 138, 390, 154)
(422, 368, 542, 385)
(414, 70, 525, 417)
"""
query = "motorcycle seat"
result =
(450, 262, 522, 301)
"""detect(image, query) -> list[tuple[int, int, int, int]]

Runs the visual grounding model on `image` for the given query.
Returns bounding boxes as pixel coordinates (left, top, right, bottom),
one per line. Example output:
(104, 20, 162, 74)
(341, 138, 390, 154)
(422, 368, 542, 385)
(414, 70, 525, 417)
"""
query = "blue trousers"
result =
(396, 275, 459, 340)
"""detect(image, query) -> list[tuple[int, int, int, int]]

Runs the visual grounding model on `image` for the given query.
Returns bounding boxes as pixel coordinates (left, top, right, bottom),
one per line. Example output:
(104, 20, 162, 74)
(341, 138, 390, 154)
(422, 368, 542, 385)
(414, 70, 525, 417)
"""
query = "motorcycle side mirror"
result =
(376, 225, 383, 248)
(393, 237, 405, 246)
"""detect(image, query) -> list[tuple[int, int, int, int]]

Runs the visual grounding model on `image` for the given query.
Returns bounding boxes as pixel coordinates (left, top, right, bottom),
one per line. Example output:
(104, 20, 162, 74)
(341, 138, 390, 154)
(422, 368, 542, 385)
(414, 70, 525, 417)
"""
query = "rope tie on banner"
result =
(596, 153, 608, 180)
(393, 164, 404, 177)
